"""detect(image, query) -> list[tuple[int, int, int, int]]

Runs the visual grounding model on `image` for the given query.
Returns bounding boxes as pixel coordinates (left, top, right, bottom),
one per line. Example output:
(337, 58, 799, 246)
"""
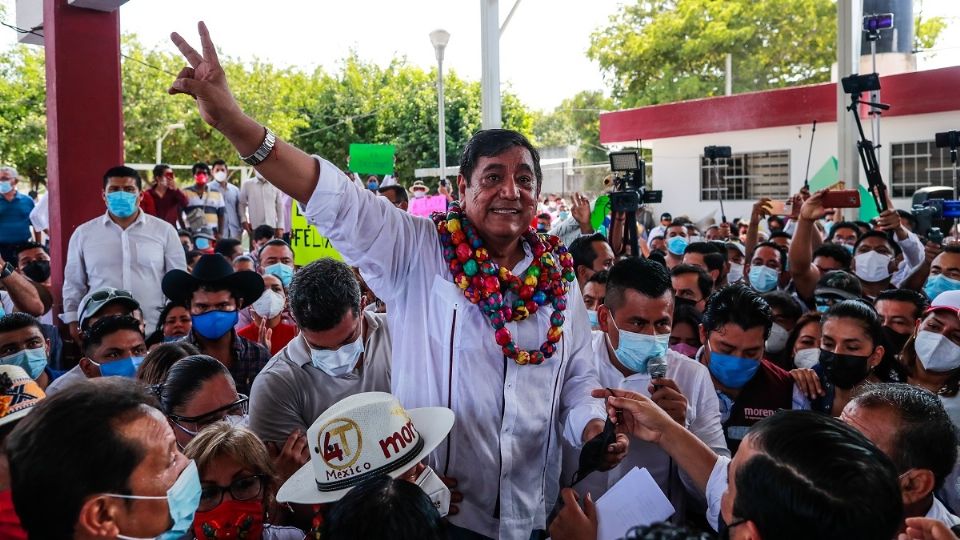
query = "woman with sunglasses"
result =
(184, 422, 303, 539)
(156, 354, 249, 449)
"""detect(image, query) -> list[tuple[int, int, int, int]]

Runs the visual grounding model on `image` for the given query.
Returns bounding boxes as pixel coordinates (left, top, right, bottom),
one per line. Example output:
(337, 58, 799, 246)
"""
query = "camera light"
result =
(609, 151, 640, 172)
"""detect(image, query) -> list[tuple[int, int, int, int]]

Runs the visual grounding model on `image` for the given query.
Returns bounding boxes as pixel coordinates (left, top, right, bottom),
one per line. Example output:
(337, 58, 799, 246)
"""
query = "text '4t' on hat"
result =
(277, 392, 454, 504)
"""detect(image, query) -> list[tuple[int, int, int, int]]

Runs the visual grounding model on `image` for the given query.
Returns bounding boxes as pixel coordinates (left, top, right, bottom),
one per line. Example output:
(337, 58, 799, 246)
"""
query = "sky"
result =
(1, 0, 959, 112)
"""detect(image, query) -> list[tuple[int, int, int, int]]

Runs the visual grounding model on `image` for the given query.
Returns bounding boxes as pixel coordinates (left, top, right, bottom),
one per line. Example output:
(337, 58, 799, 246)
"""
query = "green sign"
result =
(289, 203, 342, 265)
(348, 144, 395, 175)
(807, 156, 880, 221)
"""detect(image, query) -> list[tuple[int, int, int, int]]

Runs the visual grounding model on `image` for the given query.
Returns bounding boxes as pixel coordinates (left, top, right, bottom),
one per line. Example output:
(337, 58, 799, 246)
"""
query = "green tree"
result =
(589, 0, 837, 107)
(532, 90, 614, 164)
(0, 43, 46, 183)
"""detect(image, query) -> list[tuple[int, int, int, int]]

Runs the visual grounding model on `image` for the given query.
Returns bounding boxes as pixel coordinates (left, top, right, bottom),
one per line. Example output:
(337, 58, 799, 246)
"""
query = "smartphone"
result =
(821, 189, 861, 208)
(439, 178, 448, 187)
(766, 200, 796, 217)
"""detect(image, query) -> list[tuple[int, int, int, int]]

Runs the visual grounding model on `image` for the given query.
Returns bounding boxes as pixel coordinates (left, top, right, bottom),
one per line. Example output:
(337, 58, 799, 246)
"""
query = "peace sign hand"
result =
(168, 22, 243, 131)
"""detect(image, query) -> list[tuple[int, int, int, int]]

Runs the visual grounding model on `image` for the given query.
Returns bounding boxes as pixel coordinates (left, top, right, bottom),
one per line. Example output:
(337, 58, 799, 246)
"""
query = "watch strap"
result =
(239, 127, 276, 166)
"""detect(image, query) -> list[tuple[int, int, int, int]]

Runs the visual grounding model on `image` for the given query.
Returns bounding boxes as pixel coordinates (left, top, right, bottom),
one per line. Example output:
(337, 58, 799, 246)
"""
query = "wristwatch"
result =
(0, 262, 14, 279)
(239, 127, 276, 166)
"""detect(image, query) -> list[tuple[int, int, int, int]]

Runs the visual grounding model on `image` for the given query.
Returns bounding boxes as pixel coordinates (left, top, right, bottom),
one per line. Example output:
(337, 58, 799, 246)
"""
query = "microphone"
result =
(648, 355, 668, 390)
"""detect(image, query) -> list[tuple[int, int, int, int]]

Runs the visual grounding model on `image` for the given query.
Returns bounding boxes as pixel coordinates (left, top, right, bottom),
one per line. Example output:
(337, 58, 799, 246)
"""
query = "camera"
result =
(910, 186, 958, 241)
(607, 151, 662, 213)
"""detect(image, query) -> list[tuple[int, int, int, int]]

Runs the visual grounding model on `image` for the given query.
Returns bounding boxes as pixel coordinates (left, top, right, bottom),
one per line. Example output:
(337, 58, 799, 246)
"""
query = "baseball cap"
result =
(0, 365, 45, 429)
(927, 290, 960, 317)
(78, 287, 140, 330)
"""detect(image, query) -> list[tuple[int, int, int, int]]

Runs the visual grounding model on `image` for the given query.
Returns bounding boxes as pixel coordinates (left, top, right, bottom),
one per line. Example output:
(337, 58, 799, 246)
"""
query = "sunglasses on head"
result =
(88, 289, 135, 303)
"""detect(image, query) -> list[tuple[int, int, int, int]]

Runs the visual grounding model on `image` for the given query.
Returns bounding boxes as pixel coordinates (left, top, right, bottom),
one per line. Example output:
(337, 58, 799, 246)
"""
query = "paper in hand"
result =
(595, 467, 675, 540)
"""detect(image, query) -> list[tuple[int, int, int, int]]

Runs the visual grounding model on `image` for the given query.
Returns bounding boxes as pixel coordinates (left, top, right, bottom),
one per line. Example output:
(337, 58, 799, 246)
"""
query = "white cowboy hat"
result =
(277, 392, 454, 504)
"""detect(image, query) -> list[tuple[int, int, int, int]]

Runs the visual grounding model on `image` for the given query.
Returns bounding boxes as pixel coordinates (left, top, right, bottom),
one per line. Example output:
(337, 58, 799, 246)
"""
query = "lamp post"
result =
(155, 122, 185, 164)
(430, 29, 450, 186)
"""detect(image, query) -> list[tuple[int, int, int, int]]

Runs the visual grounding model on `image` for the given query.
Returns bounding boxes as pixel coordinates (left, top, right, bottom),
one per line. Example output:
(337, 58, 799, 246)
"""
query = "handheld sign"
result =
(349, 144, 395, 175)
(409, 195, 448, 217)
(289, 203, 343, 265)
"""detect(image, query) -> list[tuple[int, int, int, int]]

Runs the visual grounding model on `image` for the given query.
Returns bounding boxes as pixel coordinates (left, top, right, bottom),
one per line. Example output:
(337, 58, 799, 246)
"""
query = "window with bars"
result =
(700, 150, 790, 201)
(890, 141, 954, 198)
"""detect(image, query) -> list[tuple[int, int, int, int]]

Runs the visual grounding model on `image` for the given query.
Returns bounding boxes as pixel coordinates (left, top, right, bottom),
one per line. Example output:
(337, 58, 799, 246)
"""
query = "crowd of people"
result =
(0, 22, 959, 540)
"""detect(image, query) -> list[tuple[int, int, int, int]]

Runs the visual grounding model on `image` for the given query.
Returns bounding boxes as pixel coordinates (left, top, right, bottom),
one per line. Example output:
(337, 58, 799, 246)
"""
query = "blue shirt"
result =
(0, 192, 35, 244)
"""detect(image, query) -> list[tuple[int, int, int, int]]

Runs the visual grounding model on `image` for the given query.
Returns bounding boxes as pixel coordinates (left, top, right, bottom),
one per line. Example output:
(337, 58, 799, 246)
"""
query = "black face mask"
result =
(22, 260, 50, 283)
(819, 349, 872, 389)
(881, 326, 911, 358)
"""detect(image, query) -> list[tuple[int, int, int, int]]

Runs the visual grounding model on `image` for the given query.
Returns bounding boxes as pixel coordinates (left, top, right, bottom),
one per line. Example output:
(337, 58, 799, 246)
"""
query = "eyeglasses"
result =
(87, 289, 135, 303)
(168, 394, 249, 430)
(198, 474, 265, 512)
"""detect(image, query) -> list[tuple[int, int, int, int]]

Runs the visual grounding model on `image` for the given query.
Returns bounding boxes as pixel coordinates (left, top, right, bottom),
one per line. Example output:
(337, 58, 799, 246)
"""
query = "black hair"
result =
(734, 411, 902, 540)
(670, 263, 712, 301)
(214, 238, 243, 259)
(817, 270, 863, 299)
(7, 378, 158, 540)
(258, 239, 296, 261)
(707, 241, 729, 262)
(321, 474, 446, 540)
(619, 522, 713, 540)
(253, 224, 276, 242)
(769, 230, 792, 240)
(683, 242, 726, 277)
(192, 162, 210, 175)
(155, 301, 189, 335)
(784, 312, 823, 368)
(854, 230, 902, 257)
(823, 300, 883, 350)
(672, 302, 703, 340)
(14, 241, 47, 258)
(157, 354, 233, 416)
(761, 291, 803, 323)
(586, 269, 609, 286)
(458, 129, 542, 188)
(701, 283, 773, 339)
(876, 289, 929, 320)
(378, 185, 409, 204)
(854, 220, 873, 233)
(178, 229, 193, 239)
(605, 257, 672, 311)
(854, 383, 959, 490)
(942, 244, 960, 255)
(82, 315, 144, 358)
(145, 329, 164, 348)
(152, 164, 171, 179)
(186, 250, 204, 266)
(288, 258, 361, 332)
(102, 165, 142, 190)
(569, 233, 609, 272)
(813, 243, 853, 270)
(211, 159, 227, 168)
(0, 312, 43, 336)
(826, 221, 862, 242)
(137, 342, 201, 386)
(753, 241, 787, 269)
(537, 212, 552, 220)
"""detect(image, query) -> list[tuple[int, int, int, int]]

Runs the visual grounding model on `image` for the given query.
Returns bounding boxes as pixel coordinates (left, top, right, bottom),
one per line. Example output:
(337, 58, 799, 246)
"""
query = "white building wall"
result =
(644, 111, 960, 224)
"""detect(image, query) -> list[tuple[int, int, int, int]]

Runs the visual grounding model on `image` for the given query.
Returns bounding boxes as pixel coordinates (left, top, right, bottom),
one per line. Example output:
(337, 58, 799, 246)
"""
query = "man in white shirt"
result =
(562, 257, 726, 514)
(62, 166, 186, 338)
(239, 170, 285, 236)
(168, 25, 624, 539)
(210, 159, 243, 239)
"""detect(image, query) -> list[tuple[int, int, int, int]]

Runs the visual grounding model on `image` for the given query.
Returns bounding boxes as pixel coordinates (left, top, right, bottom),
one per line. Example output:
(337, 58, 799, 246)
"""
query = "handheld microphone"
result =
(648, 355, 668, 390)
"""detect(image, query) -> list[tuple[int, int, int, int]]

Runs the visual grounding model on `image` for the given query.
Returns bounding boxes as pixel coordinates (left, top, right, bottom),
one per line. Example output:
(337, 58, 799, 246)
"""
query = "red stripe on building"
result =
(599, 65, 960, 143)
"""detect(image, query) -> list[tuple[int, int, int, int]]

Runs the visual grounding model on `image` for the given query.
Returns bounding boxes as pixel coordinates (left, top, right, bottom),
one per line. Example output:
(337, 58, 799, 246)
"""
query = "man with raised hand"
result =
(168, 23, 624, 539)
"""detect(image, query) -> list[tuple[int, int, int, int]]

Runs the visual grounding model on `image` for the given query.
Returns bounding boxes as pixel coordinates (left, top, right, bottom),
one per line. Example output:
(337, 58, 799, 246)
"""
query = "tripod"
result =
(846, 90, 890, 214)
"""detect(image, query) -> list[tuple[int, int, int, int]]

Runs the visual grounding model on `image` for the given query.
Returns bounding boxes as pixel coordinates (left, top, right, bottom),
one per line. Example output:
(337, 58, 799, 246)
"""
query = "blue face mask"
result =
(816, 304, 830, 313)
(192, 310, 238, 340)
(840, 243, 855, 254)
(667, 236, 688, 256)
(112, 460, 202, 540)
(106, 191, 138, 218)
(0, 347, 48, 379)
(587, 309, 599, 328)
(265, 262, 294, 287)
(96, 356, 144, 378)
(925, 274, 960, 301)
(367, 181, 379, 190)
(748, 265, 779, 293)
(613, 322, 670, 374)
(707, 345, 760, 389)
(0, 181, 12, 194)
(163, 335, 184, 343)
(195, 237, 211, 250)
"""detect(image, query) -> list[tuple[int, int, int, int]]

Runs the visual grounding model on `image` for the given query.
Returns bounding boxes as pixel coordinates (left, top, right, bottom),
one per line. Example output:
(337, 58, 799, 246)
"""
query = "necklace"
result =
(434, 202, 575, 365)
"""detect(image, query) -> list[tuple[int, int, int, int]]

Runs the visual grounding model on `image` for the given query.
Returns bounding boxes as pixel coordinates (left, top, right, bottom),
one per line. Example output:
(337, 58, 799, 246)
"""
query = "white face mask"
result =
(413, 190, 427, 199)
(853, 251, 893, 283)
(793, 348, 820, 369)
(727, 262, 744, 284)
(915, 330, 960, 372)
(765, 323, 789, 354)
(415, 466, 451, 517)
(252, 289, 285, 320)
(308, 318, 364, 377)
(213, 170, 227, 182)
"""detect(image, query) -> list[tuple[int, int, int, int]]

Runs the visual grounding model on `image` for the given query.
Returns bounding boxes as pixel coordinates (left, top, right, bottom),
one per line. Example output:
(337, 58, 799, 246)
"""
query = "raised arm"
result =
(790, 190, 829, 301)
(744, 198, 771, 262)
(168, 22, 319, 204)
(0, 255, 44, 317)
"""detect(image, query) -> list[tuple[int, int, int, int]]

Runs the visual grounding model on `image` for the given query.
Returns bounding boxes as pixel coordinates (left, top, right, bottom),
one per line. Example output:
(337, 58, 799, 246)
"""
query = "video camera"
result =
(911, 187, 958, 244)
(607, 151, 662, 213)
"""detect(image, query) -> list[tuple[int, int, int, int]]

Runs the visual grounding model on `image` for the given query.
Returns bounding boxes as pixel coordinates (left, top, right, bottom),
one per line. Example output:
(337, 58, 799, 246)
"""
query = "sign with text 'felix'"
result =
(289, 203, 342, 265)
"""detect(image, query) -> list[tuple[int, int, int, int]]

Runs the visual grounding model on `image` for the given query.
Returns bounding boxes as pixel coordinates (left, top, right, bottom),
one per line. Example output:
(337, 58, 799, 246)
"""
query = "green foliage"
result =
(914, 14, 946, 53)
(0, 35, 534, 190)
(532, 90, 614, 164)
(588, 0, 837, 107)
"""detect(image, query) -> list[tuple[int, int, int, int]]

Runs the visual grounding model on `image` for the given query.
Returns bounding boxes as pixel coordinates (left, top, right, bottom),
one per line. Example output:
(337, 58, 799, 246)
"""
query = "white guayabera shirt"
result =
(300, 156, 606, 539)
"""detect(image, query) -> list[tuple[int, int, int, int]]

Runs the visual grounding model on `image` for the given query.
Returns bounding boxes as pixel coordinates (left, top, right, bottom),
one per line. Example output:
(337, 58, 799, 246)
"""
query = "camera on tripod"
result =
(607, 151, 662, 213)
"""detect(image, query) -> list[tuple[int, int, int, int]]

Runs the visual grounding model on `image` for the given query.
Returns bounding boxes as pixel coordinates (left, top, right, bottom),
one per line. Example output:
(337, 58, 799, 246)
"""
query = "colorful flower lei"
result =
(433, 202, 576, 365)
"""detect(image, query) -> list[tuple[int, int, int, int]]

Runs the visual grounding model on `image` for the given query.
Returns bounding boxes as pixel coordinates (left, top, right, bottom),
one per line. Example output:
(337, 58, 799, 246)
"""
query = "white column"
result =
(480, 0, 502, 129)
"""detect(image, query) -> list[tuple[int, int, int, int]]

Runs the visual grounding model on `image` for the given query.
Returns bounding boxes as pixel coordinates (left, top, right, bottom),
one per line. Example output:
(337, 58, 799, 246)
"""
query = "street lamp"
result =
(430, 29, 450, 187)
(155, 122, 185, 164)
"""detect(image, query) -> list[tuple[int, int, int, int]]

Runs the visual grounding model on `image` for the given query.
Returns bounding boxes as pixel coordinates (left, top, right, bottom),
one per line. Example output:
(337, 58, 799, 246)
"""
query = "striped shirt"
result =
(184, 186, 225, 233)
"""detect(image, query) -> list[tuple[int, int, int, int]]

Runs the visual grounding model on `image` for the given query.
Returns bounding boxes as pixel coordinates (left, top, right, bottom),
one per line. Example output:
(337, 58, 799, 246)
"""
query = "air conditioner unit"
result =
(66, 0, 129, 12)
